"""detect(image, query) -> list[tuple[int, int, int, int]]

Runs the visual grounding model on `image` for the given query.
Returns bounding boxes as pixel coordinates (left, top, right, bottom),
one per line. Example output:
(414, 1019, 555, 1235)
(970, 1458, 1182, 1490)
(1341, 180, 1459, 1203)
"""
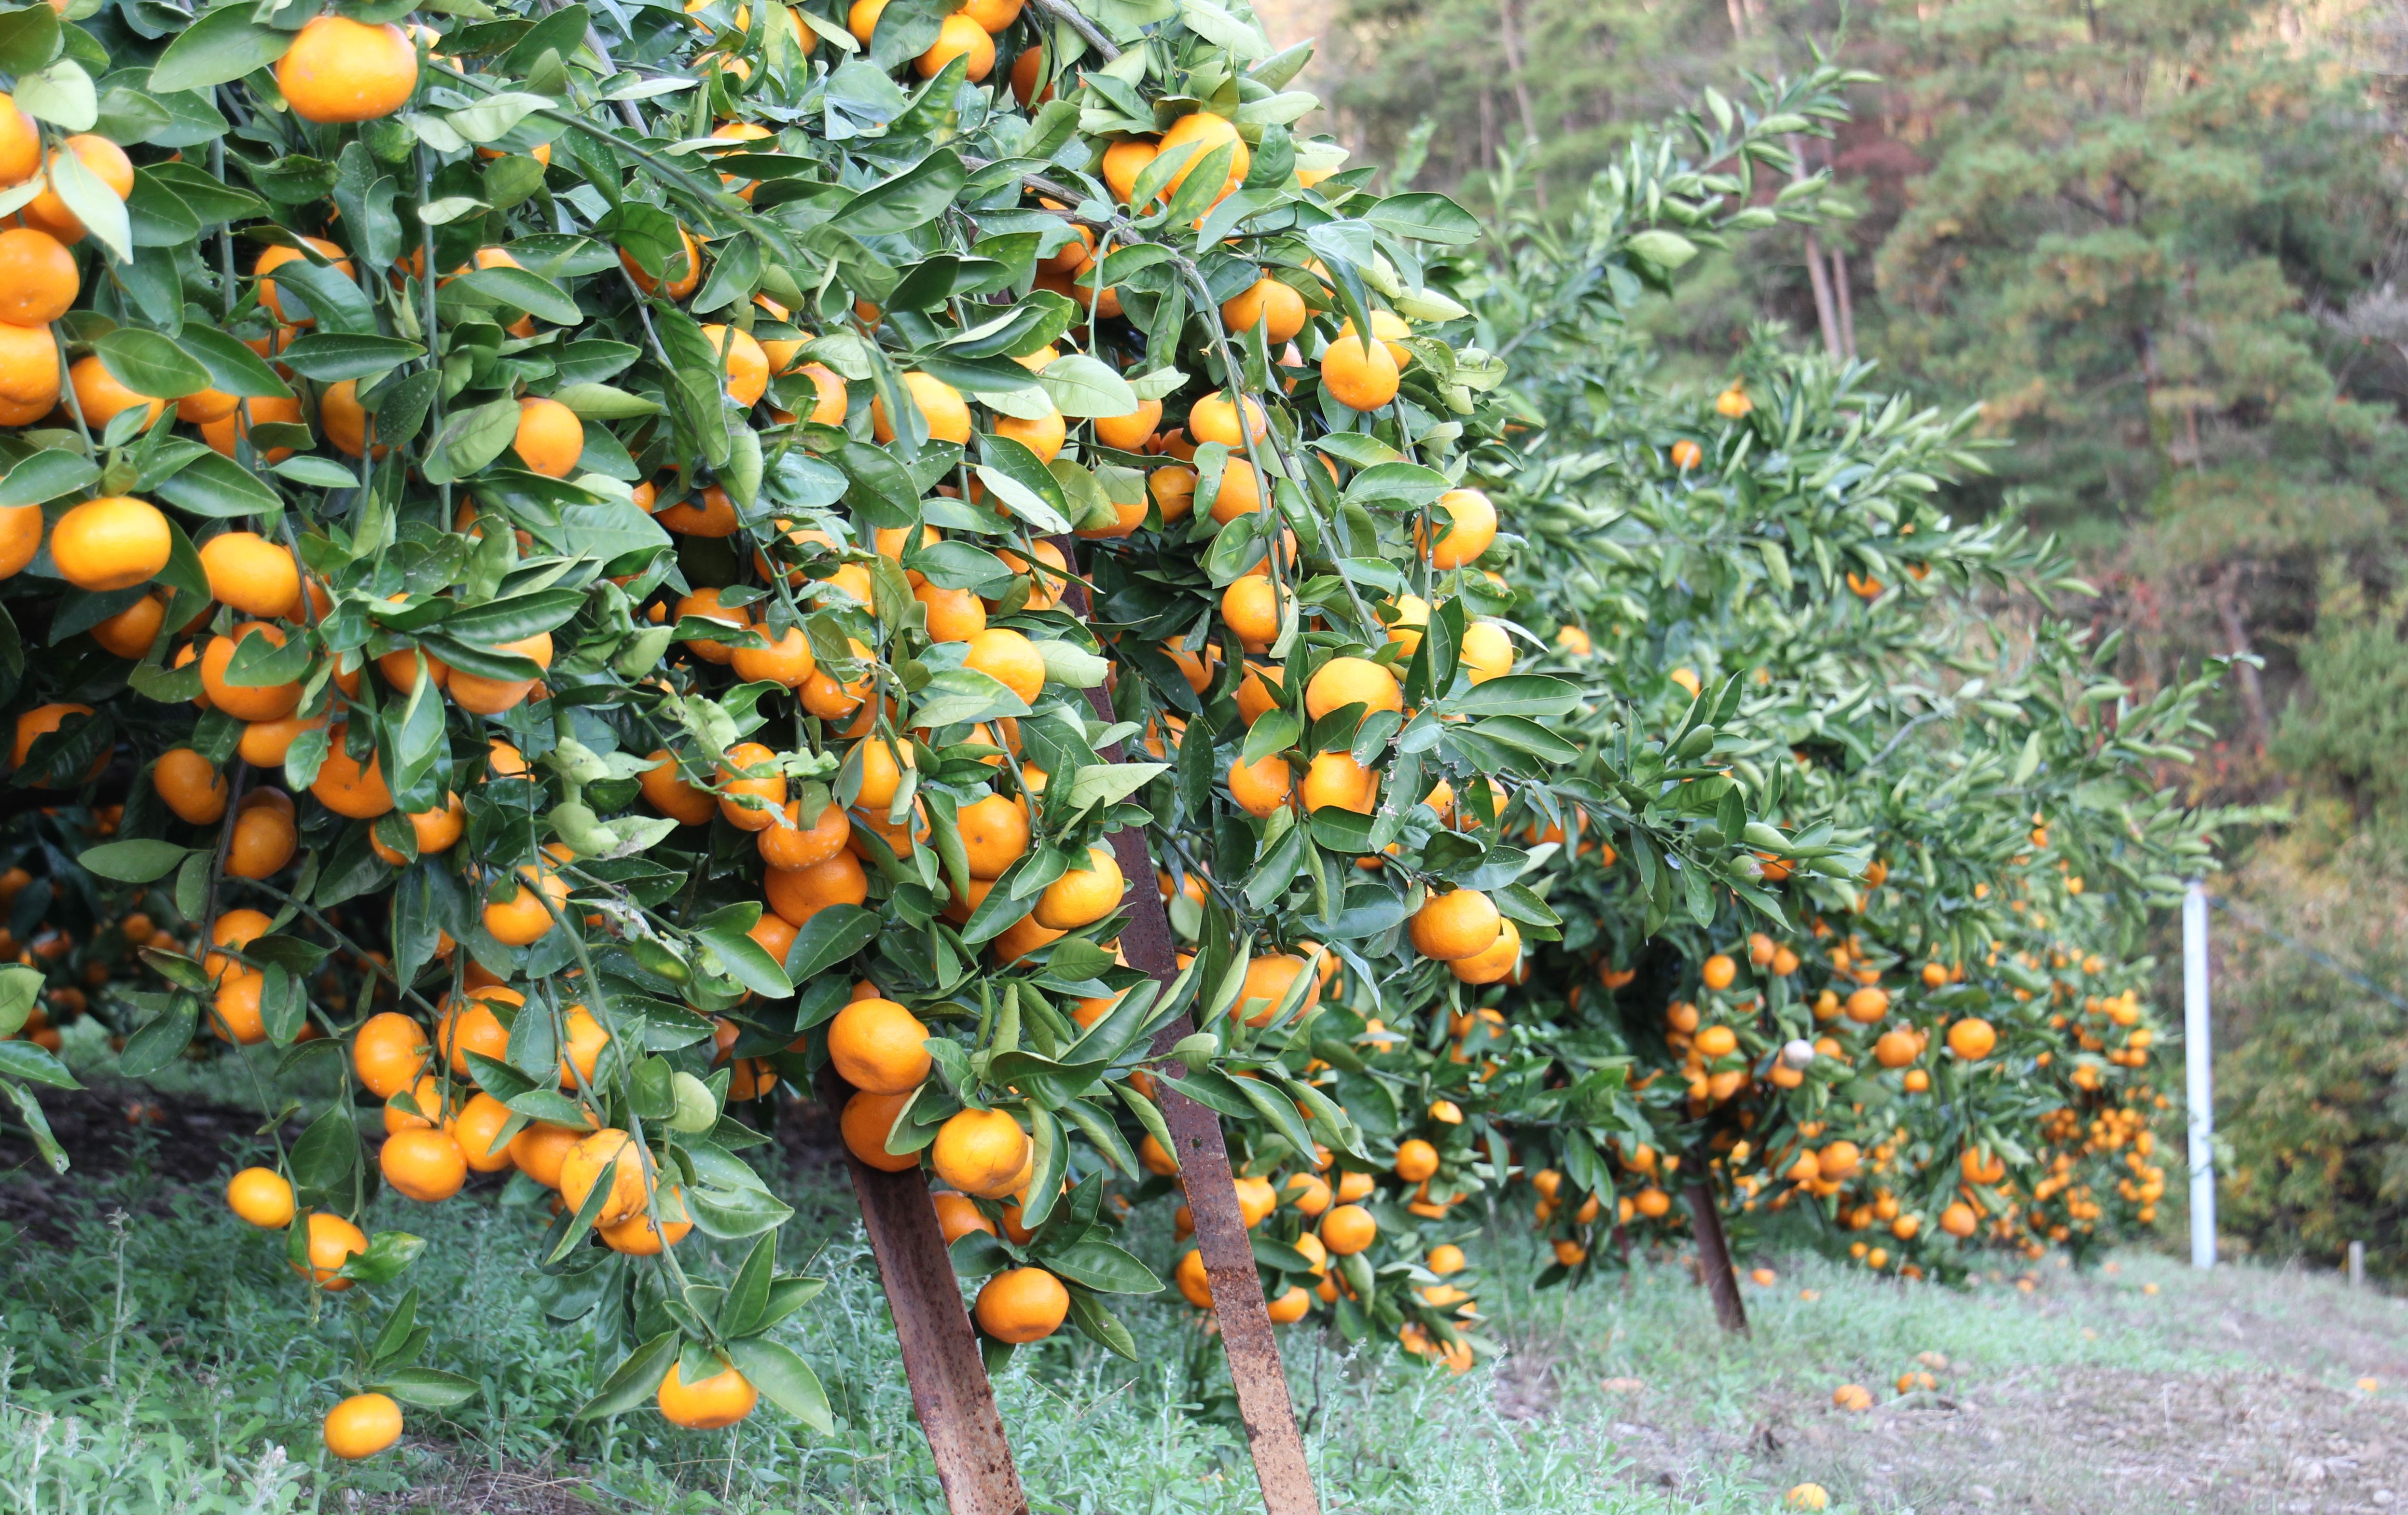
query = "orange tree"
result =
(0, 0, 1799, 1462)
(1457, 295, 2225, 1304)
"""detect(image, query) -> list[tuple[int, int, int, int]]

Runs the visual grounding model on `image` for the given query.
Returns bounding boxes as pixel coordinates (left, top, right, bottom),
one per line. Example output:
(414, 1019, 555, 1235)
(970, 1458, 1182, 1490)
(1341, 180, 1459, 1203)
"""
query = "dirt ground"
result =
(1584, 1262, 2408, 1514)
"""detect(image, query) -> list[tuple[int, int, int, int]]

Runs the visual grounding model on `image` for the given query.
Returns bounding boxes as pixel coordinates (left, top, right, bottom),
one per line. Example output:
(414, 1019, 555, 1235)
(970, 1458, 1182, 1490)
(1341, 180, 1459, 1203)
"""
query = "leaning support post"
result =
(817, 1066, 1029, 1515)
(1056, 540, 1324, 1515)
(2183, 881, 2216, 1270)
(1683, 1179, 1750, 1336)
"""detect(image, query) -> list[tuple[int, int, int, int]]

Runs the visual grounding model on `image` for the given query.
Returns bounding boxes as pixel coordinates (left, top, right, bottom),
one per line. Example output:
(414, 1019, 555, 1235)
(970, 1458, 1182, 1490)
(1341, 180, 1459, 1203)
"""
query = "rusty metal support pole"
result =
(1056, 540, 1323, 1515)
(817, 1065, 1029, 1515)
(1683, 1178, 1751, 1336)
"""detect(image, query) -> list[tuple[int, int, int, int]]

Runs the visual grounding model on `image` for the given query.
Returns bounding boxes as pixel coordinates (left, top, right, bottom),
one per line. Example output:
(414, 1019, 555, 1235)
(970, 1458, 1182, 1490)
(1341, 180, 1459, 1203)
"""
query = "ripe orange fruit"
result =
(9, 702, 96, 776)
(509, 1121, 585, 1188)
(254, 238, 354, 325)
(641, 749, 719, 826)
(226, 1166, 295, 1228)
(914, 581, 987, 641)
(1394, 1138, 1439, 1183)
(1844, 986, 1890, 1024)
(1220, 577, 1284, 652)
(698, 323, 770, 406)
(199, 623, 302, 721)
(931, 1106, 1029, 1198)
(277, 16, 419, 123)
(995, 403, 1066, 461)
(446, 1092, 516, 1173)
(759, 797, 851, 870)
(1158, 111, 1247, 200)
(322, 1391, 403, 1459)
(153, 749, 229, 825)
(90, 592, 166, 658)
(600, 1190, 693, 1254)
(1410, 889, 1500, 961)
(1235, 953, 1317, 1026)
(917, 11, 995, 78)
(1227, 753, 1292, 818)
(20, 135, 132, 244)
(717, 741, 785, 831)
(448, 631, 551, 714)
(380, 1126, 466, 1202)
(975, 1267, 1069, 1343)
(1319, 1202, 1377, 1255)
(1947, 1018, 1997, 1060)
(657, 1361, 758, 1429)
(933, 1190, 998, 1242)
(840, 1088, 920, 1171)
(1701, 953, 1737, 991)
(66, 356, 165, 430)
(871, 372, 972, 445)
(559, 1128, 648, 1225)
(0, 501, 40, 579)
(49, 496, 171, 592)
(957, 793, 1030, 879)
(226, 800, 298, 878)
(1299, 751, 1378, 814)
(1102, 137, 1160, 206)
(0, 93, 38, 187)
(512, 397, 583, 477)
(481, 868, 566, 947)
(436, 985, 517, 1076)
(827, 996, 931, 1093)
(963, 627, 1045, 703)
(1189, 392, 1268, 450)
(730, 625, 816, 688)
(1093, 396, 1163, 452)
(1320, 331, 1400, 412)
(352, 1010, 428, 1098)
(765, 849, 869, 926)
(310, 730, 392, 818)
(1033, 845, 1124, 929)
(1221, 277, 1308, 344)
(0, 319, 59, 415)
(1414, 487, 1497, 568)
(297, 1211, 368, 1289)
(1302, 656, 1402, 722)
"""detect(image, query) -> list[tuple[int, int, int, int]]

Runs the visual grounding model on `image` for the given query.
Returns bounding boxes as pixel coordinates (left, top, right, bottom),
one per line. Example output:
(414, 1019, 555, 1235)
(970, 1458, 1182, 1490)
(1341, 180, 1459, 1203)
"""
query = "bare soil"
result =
(1574, 1262, 2408, 1514)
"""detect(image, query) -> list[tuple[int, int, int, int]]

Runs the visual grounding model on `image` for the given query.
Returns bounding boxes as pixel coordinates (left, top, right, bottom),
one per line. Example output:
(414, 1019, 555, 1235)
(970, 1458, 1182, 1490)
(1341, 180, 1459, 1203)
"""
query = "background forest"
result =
(1270, 0, 2408, 1274)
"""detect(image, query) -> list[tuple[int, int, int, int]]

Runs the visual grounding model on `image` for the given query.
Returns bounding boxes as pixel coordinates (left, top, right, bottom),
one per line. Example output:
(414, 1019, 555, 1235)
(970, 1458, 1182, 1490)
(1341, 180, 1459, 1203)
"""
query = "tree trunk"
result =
(1829, 243, 1858, 360)
(1788, 137, 1842, 359)
(2213, 566, 2269, 756)
(1683, 1180, 1751, 1335)
(1495, 0, 1547, 209)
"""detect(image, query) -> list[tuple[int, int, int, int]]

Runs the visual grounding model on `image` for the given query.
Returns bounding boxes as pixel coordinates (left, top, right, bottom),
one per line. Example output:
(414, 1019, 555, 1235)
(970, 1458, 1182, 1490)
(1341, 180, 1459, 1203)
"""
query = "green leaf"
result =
(1626, 228, 1699, 270)
(1446, 675, 1582, 718)
(1034, 354, 1139, 419)
(457, 266, 585, 325)
(0, 965, 39, 1038)
(723, 1336, 833, 1432)
(152, 451, 281, 518)
(909, 668, 1030, 729)
(1036, 1238, 1161, 1294)
(1365, 192, 1484, 245)
(277, 333, 426, 382)
(78, 839, 192, 882)
(372, 1366, 480, 1409)
(830, 149, 964, 235)
(0, 1041, 81, 1090)
(150, 3, 296, 92)
(176, 326, 294, 400)
(96, 328, 210, 399)
(693, 903, 794, 999)
(577, 1333, 678, 1419)
(0, 450, 98, 508)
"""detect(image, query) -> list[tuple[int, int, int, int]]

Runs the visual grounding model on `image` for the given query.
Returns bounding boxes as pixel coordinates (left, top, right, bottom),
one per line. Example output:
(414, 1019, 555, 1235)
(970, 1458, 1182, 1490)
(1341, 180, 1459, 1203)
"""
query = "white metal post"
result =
(2183, 882, 2216, 1269)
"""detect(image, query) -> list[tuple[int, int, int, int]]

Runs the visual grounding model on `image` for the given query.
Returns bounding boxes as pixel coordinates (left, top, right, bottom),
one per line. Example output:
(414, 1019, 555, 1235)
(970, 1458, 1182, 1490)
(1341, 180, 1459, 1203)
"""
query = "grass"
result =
(2, 1060, 2402, 1514)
